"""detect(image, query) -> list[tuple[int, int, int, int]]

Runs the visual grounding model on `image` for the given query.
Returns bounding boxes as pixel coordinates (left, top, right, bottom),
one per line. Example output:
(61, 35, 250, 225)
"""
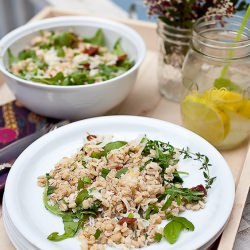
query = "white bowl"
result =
(0, 17, 145, 120)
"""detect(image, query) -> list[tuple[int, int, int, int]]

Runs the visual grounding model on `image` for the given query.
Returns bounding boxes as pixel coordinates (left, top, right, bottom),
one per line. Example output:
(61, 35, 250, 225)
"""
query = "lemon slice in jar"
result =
(203, 88, 250, 118)
(203, 88, 244, 112)
(181, 94, 230, 145)
(238, 99, 250, 118)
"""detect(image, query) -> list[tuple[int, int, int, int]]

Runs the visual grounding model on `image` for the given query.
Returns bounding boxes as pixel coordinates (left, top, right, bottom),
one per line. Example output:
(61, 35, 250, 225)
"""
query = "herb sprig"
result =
(179, 147, 216, 189)
(142, 138, 178, 185)
(160, 186, 205, 211)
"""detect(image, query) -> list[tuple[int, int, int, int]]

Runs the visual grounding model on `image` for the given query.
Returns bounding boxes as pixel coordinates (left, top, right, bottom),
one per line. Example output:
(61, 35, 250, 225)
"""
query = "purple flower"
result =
(144, 0, 237, 28)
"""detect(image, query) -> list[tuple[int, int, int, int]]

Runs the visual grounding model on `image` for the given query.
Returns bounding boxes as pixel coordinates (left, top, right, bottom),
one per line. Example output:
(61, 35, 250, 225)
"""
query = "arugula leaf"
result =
(161, 186, 204, 211)
(77, 180, 85, 190)
(115, 167, 128, 178)
(89, 200, 102, 212)
(156, 147, 168, 165)
(68, 71, 95, 85)
(172, 217, 194, 231)
(90, 151, 104, 159)
(163, 216, 195, 244)
(37, 32, 78, 50)
(43, 179, 65, 216)
(75, 189, 90, 205)
(118, 59, 134, 70)
(39, 43, 51, 49)
(154, 232, 162, 242)
(157, 193, 167, 203)
(104, 141, 127, 155)
(47, 214, 79, 241)
(37, 60, 48, 70)
(84, 29, 105, 46)
(83, 176, 91, 183)
(165, 212, 174, 219)
(47, 186, 55, 195)
(172, 170, 184, 184)
(31, 72, 64, 85)
(97, 61, 134, 81)
(98, 64, 116, 80)
(164, 186, 205, 203)
(73, 201, 101, 226)
(112, 38, 125, 55)
(77, 214, 89, 227)
(18, 50, 37, 60)
(144, 204, 159, 220)
(101, 168, 110, 178)
(94, 229, 102, 239)
(53, 32, 78, 47)
(77, 176, 92, 190)
(7, 48, 18, 65)
(163, 220, 183, 244)
(139, 160, 152, 172)
(46, 173, 51, 180)
(56, 47, 65, 57)
(140, 136, 148, 144)
(91, 141, 127, 159)
(161, 194, 175, 211)
(176, 195, 181, 206)
(143, 139, 177, 185)
(80, 210, 97, 217)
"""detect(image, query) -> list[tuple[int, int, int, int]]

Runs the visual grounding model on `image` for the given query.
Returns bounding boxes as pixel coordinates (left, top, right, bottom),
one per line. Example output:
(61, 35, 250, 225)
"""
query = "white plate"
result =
(4, 116, 235, 250)
(3, 196, 224, 250)
(2, 197, 38, 250)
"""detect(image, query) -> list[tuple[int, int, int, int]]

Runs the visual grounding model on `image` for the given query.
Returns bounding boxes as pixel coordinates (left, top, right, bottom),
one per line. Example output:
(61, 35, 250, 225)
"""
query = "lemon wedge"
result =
(181, 94, 230, 145)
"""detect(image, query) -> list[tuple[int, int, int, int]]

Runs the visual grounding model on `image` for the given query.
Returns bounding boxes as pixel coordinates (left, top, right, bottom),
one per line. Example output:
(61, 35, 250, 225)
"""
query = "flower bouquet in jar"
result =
(143, 0, 248, 101)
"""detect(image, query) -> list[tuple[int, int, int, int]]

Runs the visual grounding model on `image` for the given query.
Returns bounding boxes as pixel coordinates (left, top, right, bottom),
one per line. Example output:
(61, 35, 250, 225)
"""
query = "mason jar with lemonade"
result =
(181, 14, 250, 150)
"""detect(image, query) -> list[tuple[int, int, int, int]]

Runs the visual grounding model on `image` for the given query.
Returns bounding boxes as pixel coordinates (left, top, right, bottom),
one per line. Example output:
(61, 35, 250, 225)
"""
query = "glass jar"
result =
(181, 15, 250, 150)
(157, 19, 192, 102)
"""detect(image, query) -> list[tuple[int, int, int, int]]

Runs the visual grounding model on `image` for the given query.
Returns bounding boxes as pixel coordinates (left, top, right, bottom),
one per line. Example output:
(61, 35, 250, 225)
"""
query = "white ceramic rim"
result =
(2, 196, 226, 250)
(4, 115, 235, 250)
(2, 199, 37, 250)
(0, 16, 146, 90)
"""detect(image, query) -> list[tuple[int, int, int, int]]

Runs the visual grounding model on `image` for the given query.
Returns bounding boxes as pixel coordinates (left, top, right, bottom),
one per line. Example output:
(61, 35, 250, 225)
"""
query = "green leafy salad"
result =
(7, 29, 134, 86)
(37, 134, 216, 249)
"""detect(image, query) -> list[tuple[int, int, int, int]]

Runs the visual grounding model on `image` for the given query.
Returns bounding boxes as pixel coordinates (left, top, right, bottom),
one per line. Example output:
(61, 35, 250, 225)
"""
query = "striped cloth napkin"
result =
(0, 100, 58, 150)
(0, 100, 59, 199)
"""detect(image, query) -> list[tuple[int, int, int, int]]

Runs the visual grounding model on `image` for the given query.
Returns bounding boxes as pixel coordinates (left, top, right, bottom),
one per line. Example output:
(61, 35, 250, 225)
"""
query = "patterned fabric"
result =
(0, 100, 59, 149)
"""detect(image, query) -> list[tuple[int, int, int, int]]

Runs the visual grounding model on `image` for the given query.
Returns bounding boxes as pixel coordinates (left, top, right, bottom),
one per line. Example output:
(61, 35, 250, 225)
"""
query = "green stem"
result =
(220, 4, 250, 78)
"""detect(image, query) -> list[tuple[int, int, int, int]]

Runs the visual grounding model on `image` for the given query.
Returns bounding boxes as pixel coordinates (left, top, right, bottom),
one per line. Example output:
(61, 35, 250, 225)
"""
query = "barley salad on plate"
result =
(38, 133, 215, 250)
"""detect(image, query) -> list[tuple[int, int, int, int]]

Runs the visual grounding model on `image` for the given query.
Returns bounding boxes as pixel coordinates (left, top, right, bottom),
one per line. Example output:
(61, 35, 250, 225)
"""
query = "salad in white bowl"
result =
(0, 17, 145, 120)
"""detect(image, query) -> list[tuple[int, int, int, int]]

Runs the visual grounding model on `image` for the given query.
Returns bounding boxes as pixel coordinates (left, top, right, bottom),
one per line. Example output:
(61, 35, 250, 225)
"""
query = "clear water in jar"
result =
(181, 61, 250, 149)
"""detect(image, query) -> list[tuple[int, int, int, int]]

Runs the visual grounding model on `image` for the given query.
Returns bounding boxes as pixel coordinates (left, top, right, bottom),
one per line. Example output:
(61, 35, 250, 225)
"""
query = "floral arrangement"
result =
(144, 0, 248, 28)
